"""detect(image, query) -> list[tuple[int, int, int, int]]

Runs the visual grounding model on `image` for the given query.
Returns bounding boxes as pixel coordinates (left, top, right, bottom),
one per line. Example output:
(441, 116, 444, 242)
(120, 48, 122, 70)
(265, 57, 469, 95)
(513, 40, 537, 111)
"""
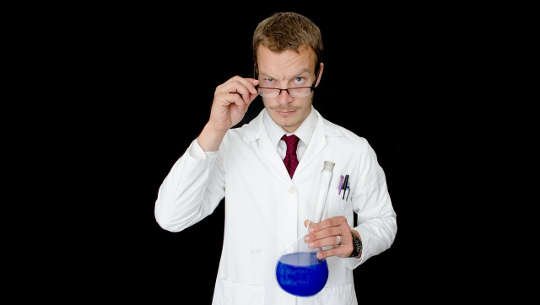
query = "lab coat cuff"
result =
(188, 138, 218, 160)
(344, 226, 368, 270)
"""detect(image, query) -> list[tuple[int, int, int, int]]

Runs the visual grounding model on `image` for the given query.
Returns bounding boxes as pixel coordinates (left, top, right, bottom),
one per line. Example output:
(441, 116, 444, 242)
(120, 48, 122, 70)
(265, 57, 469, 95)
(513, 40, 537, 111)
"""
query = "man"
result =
(155, 12, 396, 305)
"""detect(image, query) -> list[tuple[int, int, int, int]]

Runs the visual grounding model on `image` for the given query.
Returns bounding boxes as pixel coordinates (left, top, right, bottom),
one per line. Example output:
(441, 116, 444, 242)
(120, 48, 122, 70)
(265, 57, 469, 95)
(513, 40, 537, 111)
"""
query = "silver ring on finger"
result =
(336, 235, 342, 246)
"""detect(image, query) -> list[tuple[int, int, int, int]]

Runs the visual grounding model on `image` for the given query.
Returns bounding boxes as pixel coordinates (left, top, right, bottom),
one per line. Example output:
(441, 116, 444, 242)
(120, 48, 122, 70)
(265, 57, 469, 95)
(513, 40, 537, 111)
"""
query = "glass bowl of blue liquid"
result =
(275, 251, 328, 297)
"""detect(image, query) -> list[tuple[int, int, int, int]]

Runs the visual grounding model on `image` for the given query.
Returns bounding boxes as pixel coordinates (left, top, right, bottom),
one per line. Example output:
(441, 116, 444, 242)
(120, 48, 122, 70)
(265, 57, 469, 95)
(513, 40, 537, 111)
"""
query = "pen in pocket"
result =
(338, 175, 344, 195)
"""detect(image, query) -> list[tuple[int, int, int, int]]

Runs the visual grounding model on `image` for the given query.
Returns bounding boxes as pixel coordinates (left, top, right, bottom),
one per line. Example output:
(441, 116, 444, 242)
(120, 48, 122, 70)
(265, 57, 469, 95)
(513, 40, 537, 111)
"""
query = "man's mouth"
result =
(277, 110, 296, 116)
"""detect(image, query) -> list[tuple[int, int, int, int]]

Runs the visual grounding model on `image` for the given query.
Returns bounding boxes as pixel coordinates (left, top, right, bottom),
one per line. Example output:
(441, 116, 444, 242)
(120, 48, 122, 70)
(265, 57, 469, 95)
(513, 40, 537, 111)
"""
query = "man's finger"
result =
(219, 80, 250, 103)
(308, 235, 342, 249)
(309, 216, 347, 232)
(231, 76, 258, 95)
(228, 81, 252, 104)
(246, 78, 259, 86)
(247, 91, 259, 105)
(222, 92, 246, 109)
(244, 77, 260, 90)
(307, 226, 341, 241)
(317, 245, 351, 259)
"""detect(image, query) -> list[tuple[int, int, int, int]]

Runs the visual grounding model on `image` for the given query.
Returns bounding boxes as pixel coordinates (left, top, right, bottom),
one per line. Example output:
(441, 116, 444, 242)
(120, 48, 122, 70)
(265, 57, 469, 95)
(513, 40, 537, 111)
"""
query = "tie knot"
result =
(281, 134, 300, 151)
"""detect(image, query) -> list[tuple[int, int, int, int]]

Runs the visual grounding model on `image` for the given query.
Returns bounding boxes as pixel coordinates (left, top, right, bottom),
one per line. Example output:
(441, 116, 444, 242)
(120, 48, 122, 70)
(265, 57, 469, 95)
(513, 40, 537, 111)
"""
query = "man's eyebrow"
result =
(259, 72, 276, 78)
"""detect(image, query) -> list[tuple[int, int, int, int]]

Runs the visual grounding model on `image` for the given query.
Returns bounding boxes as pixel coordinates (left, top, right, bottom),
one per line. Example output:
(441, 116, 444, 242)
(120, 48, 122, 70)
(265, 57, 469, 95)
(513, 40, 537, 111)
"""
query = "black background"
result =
(16, 3, 516, 303)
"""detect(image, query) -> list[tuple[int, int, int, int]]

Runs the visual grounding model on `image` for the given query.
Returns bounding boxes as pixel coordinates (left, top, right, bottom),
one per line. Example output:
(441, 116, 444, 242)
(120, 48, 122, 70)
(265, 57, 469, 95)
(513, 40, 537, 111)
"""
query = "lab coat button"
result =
(288, 186, 296, 194)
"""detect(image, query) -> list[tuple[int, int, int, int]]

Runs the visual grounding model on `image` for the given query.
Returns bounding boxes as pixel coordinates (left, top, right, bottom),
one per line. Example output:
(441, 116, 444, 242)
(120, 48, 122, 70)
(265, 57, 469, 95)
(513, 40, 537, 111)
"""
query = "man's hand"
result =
(208, 76, 259, 133)
(304, 217, 359, 259)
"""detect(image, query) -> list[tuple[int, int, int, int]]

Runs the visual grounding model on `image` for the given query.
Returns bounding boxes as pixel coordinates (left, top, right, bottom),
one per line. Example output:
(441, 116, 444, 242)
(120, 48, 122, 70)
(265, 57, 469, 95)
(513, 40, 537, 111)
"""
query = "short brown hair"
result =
(253, 12, 323, 77)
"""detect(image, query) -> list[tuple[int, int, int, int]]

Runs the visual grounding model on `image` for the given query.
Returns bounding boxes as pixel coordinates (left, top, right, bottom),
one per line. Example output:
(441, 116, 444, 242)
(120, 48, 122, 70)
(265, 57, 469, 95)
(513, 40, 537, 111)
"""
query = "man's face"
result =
(256, 45, 323, 133)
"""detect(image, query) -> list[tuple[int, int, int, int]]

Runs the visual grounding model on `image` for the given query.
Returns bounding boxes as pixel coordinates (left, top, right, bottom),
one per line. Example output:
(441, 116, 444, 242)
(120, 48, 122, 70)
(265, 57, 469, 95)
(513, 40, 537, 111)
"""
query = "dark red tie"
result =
(282, 134, 300, 178)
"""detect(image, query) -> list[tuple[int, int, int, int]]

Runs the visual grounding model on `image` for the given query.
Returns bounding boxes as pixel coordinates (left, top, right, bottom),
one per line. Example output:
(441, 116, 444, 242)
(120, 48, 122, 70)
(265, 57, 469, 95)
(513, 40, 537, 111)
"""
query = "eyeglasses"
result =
(256, 83, 316, 98)
(254, 68, 321, 98)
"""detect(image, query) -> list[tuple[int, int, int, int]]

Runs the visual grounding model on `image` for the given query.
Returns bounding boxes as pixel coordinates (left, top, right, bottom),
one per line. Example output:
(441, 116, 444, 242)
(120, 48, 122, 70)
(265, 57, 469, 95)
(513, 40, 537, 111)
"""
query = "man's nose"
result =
(277, 89, 294, 104)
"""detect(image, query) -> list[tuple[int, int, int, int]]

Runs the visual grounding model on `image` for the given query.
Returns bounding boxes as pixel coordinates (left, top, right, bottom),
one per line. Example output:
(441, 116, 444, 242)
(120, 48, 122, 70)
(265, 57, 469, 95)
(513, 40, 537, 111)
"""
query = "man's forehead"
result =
(257, 45, 315, 62)
(257, 46, 316, 78)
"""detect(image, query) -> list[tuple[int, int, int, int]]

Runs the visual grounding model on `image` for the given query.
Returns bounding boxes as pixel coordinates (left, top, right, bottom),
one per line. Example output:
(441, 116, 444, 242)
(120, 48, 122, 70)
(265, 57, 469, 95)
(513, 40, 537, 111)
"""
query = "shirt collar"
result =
(263, 105, 318, 148)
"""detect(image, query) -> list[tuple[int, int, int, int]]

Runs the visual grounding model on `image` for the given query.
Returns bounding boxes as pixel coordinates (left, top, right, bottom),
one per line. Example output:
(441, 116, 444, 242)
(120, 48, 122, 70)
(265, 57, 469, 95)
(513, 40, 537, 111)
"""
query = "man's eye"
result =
(265, 78, 274, 82)
(295, 77, 304, 83)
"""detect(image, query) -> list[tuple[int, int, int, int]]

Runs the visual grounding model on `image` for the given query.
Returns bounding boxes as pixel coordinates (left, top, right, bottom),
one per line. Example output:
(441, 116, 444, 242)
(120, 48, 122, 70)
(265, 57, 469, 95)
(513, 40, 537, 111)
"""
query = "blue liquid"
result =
(275, 252, 328, 297)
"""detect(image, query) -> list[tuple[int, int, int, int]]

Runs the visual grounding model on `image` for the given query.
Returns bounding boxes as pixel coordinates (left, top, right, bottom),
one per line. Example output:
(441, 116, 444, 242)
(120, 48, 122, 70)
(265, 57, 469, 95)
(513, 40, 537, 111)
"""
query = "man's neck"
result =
(283, 125, 299, 133)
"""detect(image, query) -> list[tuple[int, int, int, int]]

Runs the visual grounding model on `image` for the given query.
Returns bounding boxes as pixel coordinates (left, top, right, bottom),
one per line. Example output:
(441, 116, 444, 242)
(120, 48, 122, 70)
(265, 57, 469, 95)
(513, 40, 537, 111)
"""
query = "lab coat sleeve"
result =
(154, 137, 225, 232)
(344, 140, 397, 269)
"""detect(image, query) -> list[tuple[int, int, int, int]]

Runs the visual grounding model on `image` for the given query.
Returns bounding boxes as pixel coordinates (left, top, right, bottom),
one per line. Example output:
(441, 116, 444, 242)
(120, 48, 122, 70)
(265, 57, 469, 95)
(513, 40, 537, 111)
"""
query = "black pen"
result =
(342, 175, 349, 199)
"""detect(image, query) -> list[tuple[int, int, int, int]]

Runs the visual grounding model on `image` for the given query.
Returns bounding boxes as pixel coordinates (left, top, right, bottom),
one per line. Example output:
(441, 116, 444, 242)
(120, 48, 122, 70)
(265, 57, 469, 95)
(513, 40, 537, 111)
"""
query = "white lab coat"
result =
(155, 107, 397, 305)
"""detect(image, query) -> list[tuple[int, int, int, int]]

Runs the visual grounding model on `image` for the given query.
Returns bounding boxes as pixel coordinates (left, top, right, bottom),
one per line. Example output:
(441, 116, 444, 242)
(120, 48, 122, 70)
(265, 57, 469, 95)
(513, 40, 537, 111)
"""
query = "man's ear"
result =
(315, 62, 324, 87)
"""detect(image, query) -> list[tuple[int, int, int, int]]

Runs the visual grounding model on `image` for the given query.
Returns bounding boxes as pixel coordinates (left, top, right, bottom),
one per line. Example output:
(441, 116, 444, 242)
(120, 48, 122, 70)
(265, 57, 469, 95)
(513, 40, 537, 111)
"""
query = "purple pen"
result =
(338, 175, 344, 195)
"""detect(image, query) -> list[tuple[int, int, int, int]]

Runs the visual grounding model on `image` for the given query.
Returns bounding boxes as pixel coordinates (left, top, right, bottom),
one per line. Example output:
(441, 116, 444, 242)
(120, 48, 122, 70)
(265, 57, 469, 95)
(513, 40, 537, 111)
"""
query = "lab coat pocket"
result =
(221, 279, 265, 305)
(325, 194, 345, 219)
(325, 190, 354, 227)
(326, 182, 349, 218)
